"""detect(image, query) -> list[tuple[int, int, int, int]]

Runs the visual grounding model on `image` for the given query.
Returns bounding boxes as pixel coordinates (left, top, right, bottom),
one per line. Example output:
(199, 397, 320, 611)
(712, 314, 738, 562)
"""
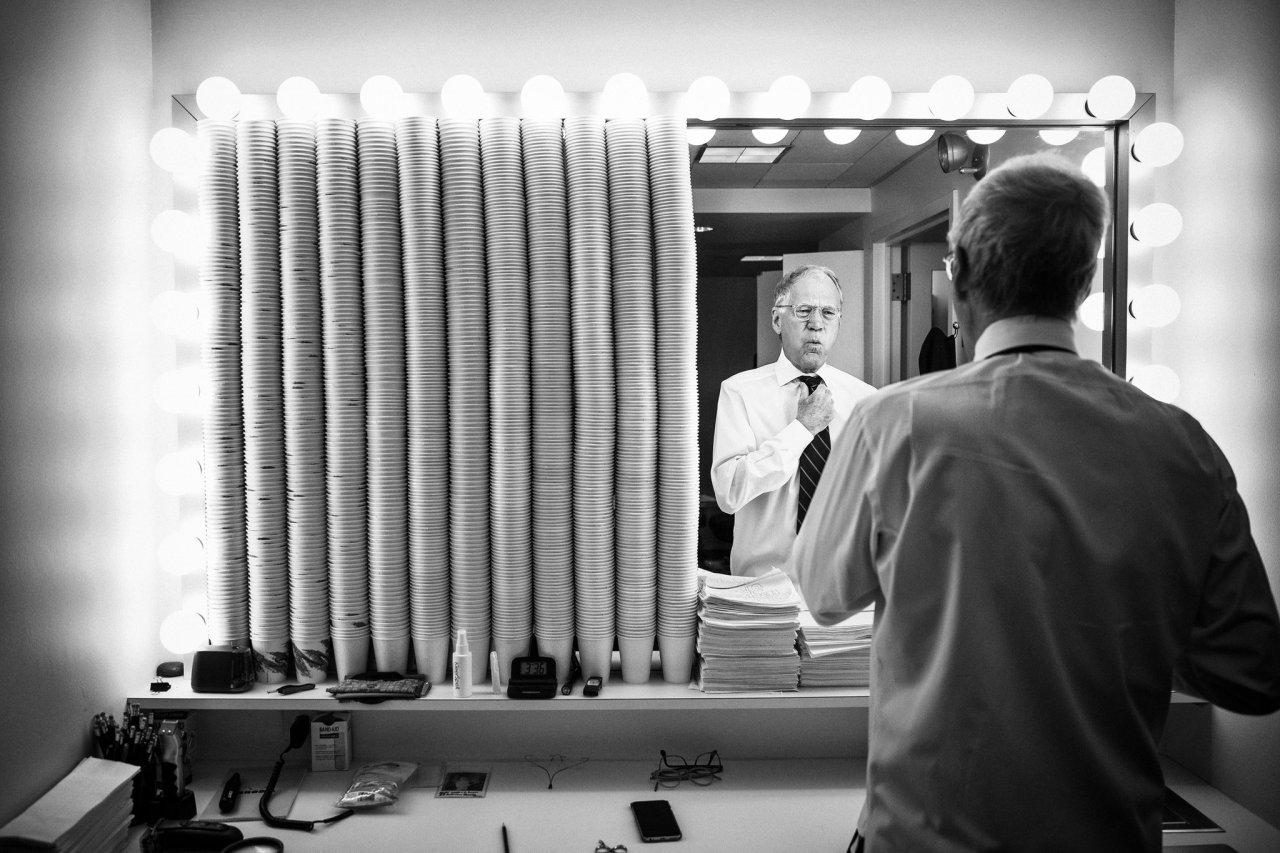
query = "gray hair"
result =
(773, 264, 843, 307)
(947, 152, 1110, 319)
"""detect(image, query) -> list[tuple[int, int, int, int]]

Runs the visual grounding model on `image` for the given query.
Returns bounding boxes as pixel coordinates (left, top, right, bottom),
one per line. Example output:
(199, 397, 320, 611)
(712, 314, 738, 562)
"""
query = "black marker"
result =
(218, 772, 241, 814)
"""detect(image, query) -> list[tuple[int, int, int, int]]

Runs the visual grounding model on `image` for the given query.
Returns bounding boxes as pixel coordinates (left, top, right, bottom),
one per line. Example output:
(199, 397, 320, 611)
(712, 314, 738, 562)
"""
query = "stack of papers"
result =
(797, 607, 874, 687)
(696, 569, 802, 692)
(0, 757, 139, 852)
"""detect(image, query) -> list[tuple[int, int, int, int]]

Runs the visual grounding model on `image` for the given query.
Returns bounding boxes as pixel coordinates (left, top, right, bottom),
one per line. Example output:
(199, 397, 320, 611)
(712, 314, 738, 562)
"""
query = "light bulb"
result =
(520, 75, 567, 119)
(149, 128, 198, 174)
(1006, 74, 1054, 119)
(823, 128, 861, 145)
(1130, 364, 1180, 403)
(360, 75, 404, 119)
(928, 75, 974, 121)
(1130, 203, 1183, 246)
(1131, 122, 1184, 166)
(156, 451, 203, 496)
(150, 290, 201, 338)
(1129, 284, 1181, 327)
(1039, 128, 1080, 146)
(1079, 291, 1106, 332)
(1087, 75, 1136, 120)
(160, 610, 208, 655)
(158, 531, 205, 576)
(441, 74, 486, 119)
(1082, 147, 1107, 187)
(152, 210, 207, 264)
(751, 127, 787, 145)
(895, 127, 934, 146)
(154, 367, 204, 416)
(686, 126, 716, 146)
(966, 128, 1005, 144)
(848, 76, 892, 120)
(602, 72, 649, 118)
(195, 76, 240, 120)
(768, 75, 811, 120)
(151, 210, 192, 254)
(686, 76, 730, 121)
(277, 76, 322, 120)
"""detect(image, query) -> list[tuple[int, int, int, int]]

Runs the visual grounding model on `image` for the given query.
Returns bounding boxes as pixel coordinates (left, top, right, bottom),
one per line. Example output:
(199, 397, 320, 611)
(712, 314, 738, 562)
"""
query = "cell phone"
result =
(583, 675, 603, 697)
(631, 799, 682, 842)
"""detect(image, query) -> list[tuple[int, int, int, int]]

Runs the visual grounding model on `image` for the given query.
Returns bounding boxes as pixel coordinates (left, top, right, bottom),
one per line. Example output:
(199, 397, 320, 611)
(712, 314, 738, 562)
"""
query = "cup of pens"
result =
(93, 706, 195, 823)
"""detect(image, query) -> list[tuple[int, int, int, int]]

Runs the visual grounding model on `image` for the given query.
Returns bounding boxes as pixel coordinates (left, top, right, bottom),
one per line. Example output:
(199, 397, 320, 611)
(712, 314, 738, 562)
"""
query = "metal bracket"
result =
(891, 272, 911, 301)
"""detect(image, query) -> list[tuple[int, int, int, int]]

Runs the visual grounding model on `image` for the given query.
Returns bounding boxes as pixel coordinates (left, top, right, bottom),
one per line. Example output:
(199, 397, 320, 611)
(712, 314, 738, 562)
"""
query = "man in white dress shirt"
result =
(793, 153, 1280, 853)
(710, 264, 876, 578)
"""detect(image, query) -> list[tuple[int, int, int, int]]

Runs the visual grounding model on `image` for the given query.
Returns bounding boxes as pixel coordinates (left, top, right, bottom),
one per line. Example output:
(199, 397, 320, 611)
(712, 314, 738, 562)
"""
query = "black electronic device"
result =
(140, 819, 243, 853)
(507, 654, 558, 699)
(631, 799, 682, 842)
(191, 645, 254, 693)
(583, 675, 603, 697)
(260, 715, 355, 831)
(218, 771, 241, 814)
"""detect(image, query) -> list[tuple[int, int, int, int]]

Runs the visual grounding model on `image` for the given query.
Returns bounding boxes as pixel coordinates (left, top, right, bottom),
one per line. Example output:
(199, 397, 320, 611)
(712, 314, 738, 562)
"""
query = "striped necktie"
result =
(796, 374, 831, 532)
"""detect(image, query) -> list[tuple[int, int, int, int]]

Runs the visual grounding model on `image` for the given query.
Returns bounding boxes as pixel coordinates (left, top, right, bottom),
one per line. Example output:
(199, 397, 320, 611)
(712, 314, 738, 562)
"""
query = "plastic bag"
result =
(335, 761, 419, 809)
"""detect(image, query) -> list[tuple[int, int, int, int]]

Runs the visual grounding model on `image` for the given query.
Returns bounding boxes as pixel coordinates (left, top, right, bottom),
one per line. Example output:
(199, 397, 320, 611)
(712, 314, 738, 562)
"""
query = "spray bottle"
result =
(452, 629, 473, 698)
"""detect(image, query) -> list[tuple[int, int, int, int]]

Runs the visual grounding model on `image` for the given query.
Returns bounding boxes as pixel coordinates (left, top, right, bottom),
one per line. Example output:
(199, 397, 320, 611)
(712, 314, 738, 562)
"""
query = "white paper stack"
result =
(0, 757, 138, 853)
(797, 607, 874, 687)
(695, 569, 802, 692)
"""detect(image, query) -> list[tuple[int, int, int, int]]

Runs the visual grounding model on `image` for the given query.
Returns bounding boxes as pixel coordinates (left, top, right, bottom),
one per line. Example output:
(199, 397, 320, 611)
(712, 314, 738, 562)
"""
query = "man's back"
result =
(813, 349, 1279, 852)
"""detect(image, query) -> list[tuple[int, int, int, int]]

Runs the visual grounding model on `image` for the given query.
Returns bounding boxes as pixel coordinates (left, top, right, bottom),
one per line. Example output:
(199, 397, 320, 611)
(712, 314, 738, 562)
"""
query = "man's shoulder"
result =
(721, 362, 779, 391)
(822, 364, 877, 398)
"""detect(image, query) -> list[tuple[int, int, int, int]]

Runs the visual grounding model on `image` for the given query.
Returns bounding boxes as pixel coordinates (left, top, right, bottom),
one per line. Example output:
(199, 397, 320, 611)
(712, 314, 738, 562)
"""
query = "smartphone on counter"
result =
(631, 799, 682, 842)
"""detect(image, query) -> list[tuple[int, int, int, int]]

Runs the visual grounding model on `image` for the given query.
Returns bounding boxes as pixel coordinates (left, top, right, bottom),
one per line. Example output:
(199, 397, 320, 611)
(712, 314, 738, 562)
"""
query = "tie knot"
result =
(798, 374, 823, 393)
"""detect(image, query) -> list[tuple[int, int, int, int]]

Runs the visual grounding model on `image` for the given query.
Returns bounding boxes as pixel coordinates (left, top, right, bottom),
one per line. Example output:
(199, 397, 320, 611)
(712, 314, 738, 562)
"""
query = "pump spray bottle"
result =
(452, 629, 473, 698)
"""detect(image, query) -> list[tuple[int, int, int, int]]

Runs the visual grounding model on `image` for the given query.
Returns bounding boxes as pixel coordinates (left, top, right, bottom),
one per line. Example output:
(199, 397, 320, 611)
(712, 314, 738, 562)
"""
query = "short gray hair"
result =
(773, 264, 843, 307)
(947, 152, 1110, 319)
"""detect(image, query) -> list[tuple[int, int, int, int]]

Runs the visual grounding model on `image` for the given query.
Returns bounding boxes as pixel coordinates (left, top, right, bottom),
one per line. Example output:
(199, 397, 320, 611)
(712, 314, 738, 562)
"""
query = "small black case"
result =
(141, 818, 243, 852)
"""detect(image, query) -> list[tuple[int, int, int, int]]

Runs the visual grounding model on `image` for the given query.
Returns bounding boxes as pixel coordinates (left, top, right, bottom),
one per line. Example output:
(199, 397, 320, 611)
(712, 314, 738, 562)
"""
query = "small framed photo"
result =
(436, 767, 491, 798)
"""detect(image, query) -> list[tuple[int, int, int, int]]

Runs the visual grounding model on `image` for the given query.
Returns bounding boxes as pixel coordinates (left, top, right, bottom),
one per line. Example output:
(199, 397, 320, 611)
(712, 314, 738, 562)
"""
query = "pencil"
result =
(502, 823, 511, 853)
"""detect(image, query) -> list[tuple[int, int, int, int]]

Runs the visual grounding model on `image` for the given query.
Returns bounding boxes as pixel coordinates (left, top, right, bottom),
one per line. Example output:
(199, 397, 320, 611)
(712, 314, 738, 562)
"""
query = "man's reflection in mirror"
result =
(709, 265, 876, 580)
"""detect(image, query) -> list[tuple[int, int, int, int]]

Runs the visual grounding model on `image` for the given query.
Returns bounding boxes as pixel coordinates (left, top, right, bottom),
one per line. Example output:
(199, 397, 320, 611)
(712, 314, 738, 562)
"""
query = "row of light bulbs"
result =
(188, 71, 1141, 124)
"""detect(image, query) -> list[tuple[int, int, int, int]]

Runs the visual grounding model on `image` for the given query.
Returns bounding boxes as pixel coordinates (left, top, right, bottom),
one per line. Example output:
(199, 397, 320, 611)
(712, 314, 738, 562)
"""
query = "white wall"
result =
(1160, 0, 1280, 828)
(0, 0, 156, 824)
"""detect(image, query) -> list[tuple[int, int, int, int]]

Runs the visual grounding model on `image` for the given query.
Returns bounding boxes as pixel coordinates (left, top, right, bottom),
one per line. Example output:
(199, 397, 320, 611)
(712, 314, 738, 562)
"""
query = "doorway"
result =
(868, 192, 960, 386)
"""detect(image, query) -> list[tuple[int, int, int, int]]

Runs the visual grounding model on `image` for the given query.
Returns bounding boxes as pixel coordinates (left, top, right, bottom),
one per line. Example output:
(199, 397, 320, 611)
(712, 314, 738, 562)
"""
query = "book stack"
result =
(696, 568, 803, 692)
(797, 607, 875, 687)
(0, 757, 139, 852)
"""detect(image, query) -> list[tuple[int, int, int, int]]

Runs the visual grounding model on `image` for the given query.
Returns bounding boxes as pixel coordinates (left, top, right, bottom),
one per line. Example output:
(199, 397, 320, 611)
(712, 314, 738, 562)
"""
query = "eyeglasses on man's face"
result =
(775, 303, 842, 323)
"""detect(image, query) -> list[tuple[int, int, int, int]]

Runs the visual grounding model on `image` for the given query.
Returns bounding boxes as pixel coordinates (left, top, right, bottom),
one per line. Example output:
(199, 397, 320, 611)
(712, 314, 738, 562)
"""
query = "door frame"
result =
(867, 192, 960, 387)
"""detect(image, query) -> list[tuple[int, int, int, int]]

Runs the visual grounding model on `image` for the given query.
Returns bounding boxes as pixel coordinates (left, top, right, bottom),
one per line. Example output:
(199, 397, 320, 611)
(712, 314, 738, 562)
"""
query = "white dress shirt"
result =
(710, 353, 876, 578)
(793, 316, 1280, 852)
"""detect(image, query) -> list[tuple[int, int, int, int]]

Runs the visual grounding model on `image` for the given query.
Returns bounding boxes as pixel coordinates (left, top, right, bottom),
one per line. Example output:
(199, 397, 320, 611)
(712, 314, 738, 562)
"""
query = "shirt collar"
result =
(973, 316, 1077, 360)
(773, 353, 830, 387)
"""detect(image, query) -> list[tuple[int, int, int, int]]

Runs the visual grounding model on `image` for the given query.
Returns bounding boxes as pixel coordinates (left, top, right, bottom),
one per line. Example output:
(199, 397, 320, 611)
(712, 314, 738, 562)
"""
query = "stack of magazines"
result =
(0, 757, 139, 852)
(797, 607, 874, 687)
(696, 569, 802, 692)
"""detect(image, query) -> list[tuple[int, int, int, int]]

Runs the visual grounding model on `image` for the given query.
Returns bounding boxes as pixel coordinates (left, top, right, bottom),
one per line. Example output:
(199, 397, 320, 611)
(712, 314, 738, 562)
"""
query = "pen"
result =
(502, 823, 511, 853)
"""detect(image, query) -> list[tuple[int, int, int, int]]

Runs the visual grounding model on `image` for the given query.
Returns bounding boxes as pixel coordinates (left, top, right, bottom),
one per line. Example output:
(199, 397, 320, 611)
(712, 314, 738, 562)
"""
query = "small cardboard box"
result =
(310, 712, 351, 771)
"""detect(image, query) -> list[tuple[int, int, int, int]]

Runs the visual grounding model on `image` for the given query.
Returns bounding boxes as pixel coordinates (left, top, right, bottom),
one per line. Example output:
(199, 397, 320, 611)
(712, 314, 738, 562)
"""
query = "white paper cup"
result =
(659, 634, 696, 684)
(413, 636, 451, 686)
(577, 635, 615, 682)
(619, 634, 657, 684)
(372, 635, 410, 674)
(333, 635, 370, 681)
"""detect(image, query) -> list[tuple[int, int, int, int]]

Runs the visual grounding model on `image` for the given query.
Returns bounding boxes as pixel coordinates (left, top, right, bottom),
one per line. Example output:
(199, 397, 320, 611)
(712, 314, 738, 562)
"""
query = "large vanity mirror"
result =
(690, 119, 1122, 567)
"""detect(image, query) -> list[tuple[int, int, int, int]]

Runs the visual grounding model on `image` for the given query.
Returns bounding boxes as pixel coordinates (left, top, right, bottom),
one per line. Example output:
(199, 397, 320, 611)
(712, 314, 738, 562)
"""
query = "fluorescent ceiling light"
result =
(740, 255, 784, 262)
(697, 146, 787, 164)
